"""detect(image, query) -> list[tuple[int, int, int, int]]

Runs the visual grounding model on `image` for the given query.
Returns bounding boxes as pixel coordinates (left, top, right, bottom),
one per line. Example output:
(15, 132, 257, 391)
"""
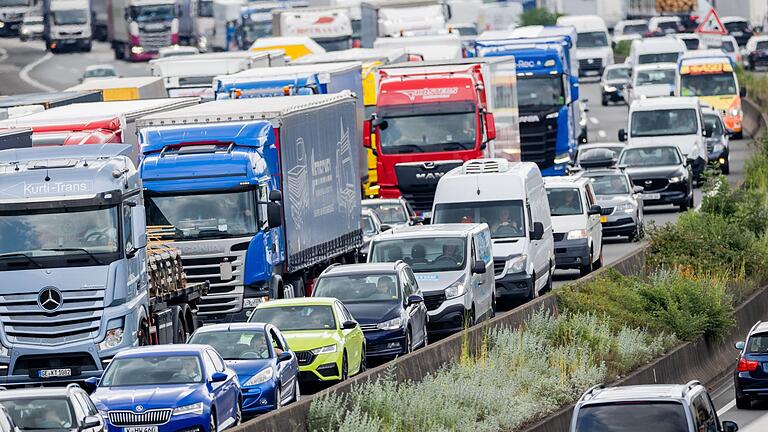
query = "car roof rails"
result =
(579, 384, 605, 401)
(681, 380, 702, 397)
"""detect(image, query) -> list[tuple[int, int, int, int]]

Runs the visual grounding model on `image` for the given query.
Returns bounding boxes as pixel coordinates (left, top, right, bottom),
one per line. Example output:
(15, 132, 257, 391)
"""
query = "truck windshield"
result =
(370, 237, 467, 273)
(378, 105, 477, 154)
(433, 200, 525, 239)
(52, 9, 87, 25)
(630, 109, 698, 137)
(577, 31, 608, 48)
(546, 188, 583, 216)
(146, 191, 258, 240)
(575, 402, 688, 432)
(517, 75, 565, 111)
(680, 73, 737, 96)
(314, 274, 402, 303)
(0, 206, 119, 265)
(638, 52, 680, 64)
(101, 355, 203, 386)
(198, 0, 213, 18)
(130, 4, 175, 23)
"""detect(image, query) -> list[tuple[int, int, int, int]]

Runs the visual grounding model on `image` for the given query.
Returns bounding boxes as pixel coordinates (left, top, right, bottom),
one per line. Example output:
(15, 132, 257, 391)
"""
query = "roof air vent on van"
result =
(462, 158, 510, 174)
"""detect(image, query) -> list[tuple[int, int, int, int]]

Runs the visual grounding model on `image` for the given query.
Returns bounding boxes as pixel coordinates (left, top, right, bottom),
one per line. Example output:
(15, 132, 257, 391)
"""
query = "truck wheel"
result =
(138, 319, 150, 346)
(289, 277, 305, 298)
(173, 311, 187, 344)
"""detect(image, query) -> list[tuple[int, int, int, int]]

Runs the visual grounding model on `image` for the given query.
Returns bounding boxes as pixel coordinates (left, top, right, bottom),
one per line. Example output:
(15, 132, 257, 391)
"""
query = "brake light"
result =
(738, 358, 760, 372)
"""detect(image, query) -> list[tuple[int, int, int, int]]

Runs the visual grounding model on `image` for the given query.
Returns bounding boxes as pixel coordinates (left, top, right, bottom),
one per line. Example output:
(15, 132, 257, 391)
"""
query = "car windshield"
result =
(657, 21, 679, 31)
(52, 9, 87, 25)
(546, 188, 583, 216)
(747, 333, 768, 353)
(680, 72, 737, 96)
(363, 202, 408, 224)
(0, 205, 119, 262)
(725, 21, 750, 33)
(623, 23, 647, 34)
(314, 274, 401, 303)
(249, 305, 336, 331)
(1, 398, 74, 429)
(378, 105, 477, 155)
(634, 68, 675, 86)
(630, 109, 698, 137)
(85, 68, 115, 78)
(577, 31, 608, 48)
(575, 402, 688, 432)
(370, 237, 467, 273)
(722, 41, 735, 52)
(198, 0, 213, 17)
(146, 191, 258, 240)
(619, 147, 682, 167)
(606, 68, 630, 80)
(681, 38, 699, 50)
(432, 200, 525, 239)
(757, 41, 768, 51)
(101, 355, 203, 386)
(130, 4, 175, 23)
(586, 174, 630, 195)
(703, 113, 725, 137)
(518, 75, 565, 111)
(638, 52, 680, 64)
(189, 331, 271, 360)
(361, 214, 377, 236)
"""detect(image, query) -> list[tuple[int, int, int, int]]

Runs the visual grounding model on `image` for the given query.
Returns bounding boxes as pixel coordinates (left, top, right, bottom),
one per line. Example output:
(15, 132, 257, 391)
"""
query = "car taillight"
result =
(738, 358, 760, 372)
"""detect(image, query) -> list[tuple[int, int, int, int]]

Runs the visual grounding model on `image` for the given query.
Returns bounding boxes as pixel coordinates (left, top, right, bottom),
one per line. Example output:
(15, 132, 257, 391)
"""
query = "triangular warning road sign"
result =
(697, 8, 727, 35)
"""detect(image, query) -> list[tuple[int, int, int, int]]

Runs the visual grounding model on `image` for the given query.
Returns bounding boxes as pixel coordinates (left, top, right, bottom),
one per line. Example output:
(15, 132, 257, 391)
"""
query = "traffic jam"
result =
(0, 0, 764, 430)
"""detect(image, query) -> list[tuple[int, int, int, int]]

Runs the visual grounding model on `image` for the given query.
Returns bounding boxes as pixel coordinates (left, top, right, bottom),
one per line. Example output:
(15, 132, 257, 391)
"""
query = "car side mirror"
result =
(83, 415, 101, 429)
(740, 86, 747, 97)
(379, 224, 391, 232)
(735, 341, 746, 350)
(406, 294, 423, 305)
(531, 222, 544, 240)
(618, 128, 627, 142)
(587, 205, 602, 216)
(633, 186, 644, 193)
(342, 320, 357, 330)
(686, 158, 694, 167)
(277, 351, 292, 362)
(723, 420, 739, 432)
(268, 189, 282, 202)
(363, 119, 372, 148)
(267, 202, 282, 229)
(484, 112, 496, 141)
(471, 259, 486, 274)
(410, 216, 423, 225)
(704, 124, 713, 138)
(211, 372, 227, 382)
(83, 377, 99, 393)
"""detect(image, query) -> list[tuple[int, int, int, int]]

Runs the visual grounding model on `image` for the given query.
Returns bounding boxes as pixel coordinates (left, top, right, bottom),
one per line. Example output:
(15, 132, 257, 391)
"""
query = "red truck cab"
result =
(365, 64, 496, 217)
(22, 117, 123, 146)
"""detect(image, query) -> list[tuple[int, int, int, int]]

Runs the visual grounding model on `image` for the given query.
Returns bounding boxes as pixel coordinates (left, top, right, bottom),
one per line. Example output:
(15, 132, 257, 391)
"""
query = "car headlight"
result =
(311, 344, 337, 355)
(506, 254, 527, 274)
(730, 108, 742, 117)
(604, 85, 617, 92)
(244, 367, 274, 386)
(669, 176, 684, 183)
(444, 277, 467, 300)
(173, 402, 204, 416)
(377, 317, 403, 330)
(20, 28, 28, 34)
(567, 229, 589, 240)
(98, 328, 124, 351)
(616, 203, 634, 213)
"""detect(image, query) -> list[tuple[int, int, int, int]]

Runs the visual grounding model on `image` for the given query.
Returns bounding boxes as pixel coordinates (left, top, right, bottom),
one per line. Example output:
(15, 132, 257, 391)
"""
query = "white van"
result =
(544, 176, 603, 276)
(367, 223, 495, 336)
(627, 62, 677, 104)
(619, 97, 711, 182)
(431, 159, 555, 302)
(556, 15, 614, 77)
(628, 37, 686, 68)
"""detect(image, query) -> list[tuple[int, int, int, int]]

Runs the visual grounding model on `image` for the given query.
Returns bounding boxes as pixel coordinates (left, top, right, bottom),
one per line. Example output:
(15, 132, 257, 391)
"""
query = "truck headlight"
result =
(507, 254, 527, 274)
(730, 108, 741, 117)
(311, 345, 337, 355)
(244, 368, 274, 386)
(567, 229, 588, 240)
(0, 344, 8, 357)
(554, 153, 571, 165)
(445, 278, 467, 300)
(98, 328, 124, 351)
(377, 317, 402, 330)
(173, 402, 204, 416)
(243, 297, 263, 308)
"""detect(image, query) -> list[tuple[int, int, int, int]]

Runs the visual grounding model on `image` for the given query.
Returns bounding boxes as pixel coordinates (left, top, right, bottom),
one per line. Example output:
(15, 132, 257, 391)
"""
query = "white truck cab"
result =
(628, 37, 686, 69)
(620, 97, 711, 182)
(368, 223, 495, 336)
(628, 62, 677, 104)
(431, 159, 555, 303)
(544, 176, 603, 276)
(556, 15, 613, 77)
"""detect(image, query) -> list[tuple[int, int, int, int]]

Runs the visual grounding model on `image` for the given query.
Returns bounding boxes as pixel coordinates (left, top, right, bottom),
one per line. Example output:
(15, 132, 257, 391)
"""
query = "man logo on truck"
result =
(38, 287, 63, 312)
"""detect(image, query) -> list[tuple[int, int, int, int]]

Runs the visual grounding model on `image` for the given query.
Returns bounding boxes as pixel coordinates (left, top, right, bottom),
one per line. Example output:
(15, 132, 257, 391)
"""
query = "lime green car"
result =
(249, 297, 366, 382)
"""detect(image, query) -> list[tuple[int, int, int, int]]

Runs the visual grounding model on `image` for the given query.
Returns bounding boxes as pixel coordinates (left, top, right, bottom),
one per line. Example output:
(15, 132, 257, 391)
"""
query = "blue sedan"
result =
(89, 345, 241, 432)
(187, 322, 300, 415)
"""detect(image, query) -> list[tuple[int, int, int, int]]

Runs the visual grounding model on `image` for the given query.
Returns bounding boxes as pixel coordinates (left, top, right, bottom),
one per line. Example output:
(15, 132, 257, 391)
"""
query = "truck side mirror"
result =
(587, 204, 602, 215)
(618, 128, 627, 142)
(471, 260, 486, 274)
(531, 222, 544, 240)
(363, 119, 372, 148)
(484, 112, 496, 141)
(133, 205, 147, 250)
(268, 189, 282, 202)
(570, 76, 579, 101)
(267, 202, 282, 229)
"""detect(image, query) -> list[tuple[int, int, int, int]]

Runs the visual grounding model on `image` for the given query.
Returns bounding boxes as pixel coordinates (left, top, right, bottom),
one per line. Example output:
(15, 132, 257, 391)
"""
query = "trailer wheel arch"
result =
(269, 275, 284, 299)
(136, 306, 150, 346)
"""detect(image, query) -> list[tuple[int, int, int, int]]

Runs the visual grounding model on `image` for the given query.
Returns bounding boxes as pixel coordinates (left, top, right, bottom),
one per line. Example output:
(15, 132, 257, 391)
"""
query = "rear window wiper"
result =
(41, 248, 105, 265)
(0, 252, 42, 268)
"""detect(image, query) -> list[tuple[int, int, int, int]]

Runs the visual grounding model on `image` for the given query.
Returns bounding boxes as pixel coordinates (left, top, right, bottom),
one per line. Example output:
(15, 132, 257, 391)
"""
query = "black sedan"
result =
(618, 144, 694, 212)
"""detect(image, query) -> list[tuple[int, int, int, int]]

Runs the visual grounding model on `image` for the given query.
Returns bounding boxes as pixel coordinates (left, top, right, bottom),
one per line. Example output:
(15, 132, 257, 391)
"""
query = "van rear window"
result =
(575, 402, 688, 432)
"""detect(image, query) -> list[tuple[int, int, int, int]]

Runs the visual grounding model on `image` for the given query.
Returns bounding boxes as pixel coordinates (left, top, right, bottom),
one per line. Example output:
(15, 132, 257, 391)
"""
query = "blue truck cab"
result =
(137, 93, 362, 323)
(476, 39, 578, 176)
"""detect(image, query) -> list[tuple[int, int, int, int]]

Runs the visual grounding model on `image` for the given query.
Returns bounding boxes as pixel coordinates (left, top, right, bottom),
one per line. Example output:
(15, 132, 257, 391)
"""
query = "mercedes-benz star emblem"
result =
(37, 287, 63, 312)
(135, 405, 144, 412)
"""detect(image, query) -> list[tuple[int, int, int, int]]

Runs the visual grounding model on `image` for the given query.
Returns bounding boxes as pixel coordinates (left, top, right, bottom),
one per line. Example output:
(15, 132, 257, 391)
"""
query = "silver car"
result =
(581, 168, 644, 241)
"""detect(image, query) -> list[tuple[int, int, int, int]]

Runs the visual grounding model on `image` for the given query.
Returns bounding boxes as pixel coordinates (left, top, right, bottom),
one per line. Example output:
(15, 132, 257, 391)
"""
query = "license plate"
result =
(38, 368, 72, 378)
(642, 193, 661, 200)
(124, 427, 158, 432)
(600, 216, 608, 223)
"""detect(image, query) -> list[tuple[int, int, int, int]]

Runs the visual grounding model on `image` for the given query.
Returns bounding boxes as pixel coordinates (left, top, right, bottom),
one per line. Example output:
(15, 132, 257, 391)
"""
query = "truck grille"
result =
(295, 351, 315, 366)
(423, 292, 445, 311)
(493, 259, 506, 277)
(579, 58, 603, 72)
(140, 31, 172, 51)
(12, 353, 98, 377)
(108, 409, 172, 426)
(394, 160, 463, 213)
(180, 250, 245, 316)
(519, 114, 558, 170)
(0, 288, 105, 344)
(400, 191, 436, 213)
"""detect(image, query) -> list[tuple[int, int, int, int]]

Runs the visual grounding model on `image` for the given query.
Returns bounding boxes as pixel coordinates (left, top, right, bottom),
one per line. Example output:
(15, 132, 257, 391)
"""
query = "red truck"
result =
(364, 63, 497, 218)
